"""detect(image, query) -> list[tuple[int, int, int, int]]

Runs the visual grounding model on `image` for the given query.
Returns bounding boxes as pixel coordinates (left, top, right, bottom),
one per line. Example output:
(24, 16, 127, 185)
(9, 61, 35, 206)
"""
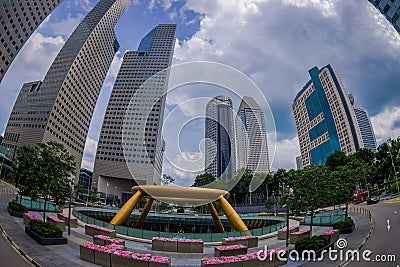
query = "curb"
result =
(338, 213, 375, 267)
(0, 222, 42, 267)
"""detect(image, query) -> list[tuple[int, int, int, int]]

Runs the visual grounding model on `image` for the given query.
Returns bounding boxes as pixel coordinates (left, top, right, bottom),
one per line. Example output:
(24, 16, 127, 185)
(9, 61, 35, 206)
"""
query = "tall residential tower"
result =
(0, 0, 63, 83)
(292, 65, 362, 166)
(205, 96, 236, 180)
(236, 96, 269, 174)
(1, 0, 130, 176)
(92, 24, 176, 201)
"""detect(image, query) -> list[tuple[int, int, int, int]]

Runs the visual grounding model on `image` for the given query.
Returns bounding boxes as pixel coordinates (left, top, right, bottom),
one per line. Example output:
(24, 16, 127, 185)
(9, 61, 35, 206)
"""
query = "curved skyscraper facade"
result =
(92, 24, 176, 202)
(368, 0, 400, 34)
(205, 96, 236, 180)
(1, 0, 130, 177)
(0, 0, 63, 83)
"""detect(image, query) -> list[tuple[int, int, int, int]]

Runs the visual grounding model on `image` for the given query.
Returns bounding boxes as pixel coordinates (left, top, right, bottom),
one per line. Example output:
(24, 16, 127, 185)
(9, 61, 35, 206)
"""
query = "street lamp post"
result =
(113, 186, 117, 205)
(234, 193, 236, 209)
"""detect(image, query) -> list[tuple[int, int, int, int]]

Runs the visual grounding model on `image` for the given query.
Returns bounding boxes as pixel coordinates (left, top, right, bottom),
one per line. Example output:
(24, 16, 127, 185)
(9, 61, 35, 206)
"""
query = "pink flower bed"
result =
(216, 244, 247, 251)
(131, 253, 151, 261)
(152, 237, 177, 242)
(94, 235, 123, 244)
(87, 224, 114, 233)
(47, 216, 64, 223)
(291, 229, 310, 235)
(113, 250, 131, 258)
(24, 213, 40, 221)
(203, 248, 287, 265)
(107, 243, 125, 250)
(150, 256, 169, 263)
(322, 229, 339, 236)
(279, 225, 298, 232)
(82, 242, 100, 249)
(178, 239, 203, 243)
(223, 235, 255, 241)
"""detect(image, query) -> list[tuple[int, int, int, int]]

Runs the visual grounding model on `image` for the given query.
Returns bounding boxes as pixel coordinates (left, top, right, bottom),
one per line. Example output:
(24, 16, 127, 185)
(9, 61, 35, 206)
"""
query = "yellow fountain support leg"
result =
(110, 190, 142, 226)
(134, 198, 154, 228)
(208, 203, 225, 233)
(218, 196, 249, 232)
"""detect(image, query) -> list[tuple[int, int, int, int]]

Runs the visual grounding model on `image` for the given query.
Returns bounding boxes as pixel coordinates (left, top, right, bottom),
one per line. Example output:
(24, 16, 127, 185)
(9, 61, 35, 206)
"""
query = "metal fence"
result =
(301, 209, 346, 226)
(73, 207, 286, 242)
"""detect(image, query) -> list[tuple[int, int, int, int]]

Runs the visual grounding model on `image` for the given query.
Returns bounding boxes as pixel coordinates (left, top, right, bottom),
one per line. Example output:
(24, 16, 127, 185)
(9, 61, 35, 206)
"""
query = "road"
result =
(347, 198, 400, 267)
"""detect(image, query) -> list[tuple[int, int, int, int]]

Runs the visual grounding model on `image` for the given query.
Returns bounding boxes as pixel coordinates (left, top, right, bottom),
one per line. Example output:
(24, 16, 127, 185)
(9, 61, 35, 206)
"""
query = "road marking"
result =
(384, 197, 400, 204)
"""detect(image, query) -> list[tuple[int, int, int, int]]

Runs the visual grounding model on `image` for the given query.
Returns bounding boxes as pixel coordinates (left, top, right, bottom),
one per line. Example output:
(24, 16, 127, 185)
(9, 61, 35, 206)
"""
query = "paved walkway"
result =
(0, 184, 373, 267)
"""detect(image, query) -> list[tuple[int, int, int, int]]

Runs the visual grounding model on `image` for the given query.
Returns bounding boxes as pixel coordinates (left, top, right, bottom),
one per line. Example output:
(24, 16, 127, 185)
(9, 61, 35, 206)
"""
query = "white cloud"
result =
(270, 136, 300, 171)
(75, 0, 92, 12)
(49, 13, 85, 36)
(108, 51, 124, 79)
(81, 137, 98, 171)
(370, 106, 400, 146)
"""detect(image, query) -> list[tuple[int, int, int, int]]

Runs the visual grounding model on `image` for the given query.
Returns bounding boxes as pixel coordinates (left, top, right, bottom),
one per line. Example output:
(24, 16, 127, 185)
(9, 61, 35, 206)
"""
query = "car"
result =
(340, 204, 346, 210)
(367, 197, 379, 205)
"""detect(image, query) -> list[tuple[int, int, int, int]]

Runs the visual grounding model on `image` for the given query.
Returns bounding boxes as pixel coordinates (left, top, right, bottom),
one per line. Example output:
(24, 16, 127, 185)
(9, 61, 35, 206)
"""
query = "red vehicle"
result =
(352, 189, 369, 204)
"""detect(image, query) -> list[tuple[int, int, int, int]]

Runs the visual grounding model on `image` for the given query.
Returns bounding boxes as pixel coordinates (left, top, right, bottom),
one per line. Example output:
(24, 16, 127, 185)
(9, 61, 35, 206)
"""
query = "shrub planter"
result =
(338, 224, 355, 234)
(79, 245, 95, 263)
(278, 226, 299, 240)
(25, 226, 67, 245)
(295, 242, 334, 259)
(111, 253, 131, 267)
(47, 216, 65, 232)
(23, 213, 40, 225)
(214, 245, 247, 257)
(222, 236, 258, 248)
(149, 256, 171, 267)
(329, 231, 340, 244)
(289, 231, 310, 244)
(93, 235, 126, 247)
(94, 249, 112, 267)
(177, 240, 203, 253)
(7, 207, 23, 218)
(131, 254, 151, 267)
(57, 213, 78, 228)
(152, 238, 178, 252)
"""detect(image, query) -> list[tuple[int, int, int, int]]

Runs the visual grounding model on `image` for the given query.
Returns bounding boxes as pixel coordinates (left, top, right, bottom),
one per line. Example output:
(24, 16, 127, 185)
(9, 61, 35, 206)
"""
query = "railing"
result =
(348, 207, 372, 221)
(73, 208, 286, 242)
(302, 209, 346, 225)
(16, 195, 57, 212)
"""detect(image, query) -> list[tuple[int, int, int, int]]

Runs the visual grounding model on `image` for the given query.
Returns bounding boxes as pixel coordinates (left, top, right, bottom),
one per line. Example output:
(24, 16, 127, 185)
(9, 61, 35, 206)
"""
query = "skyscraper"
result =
(292, 65, 362, 166)
(92, 24, 176, 201)
(205, 96, 236, 180)
(1, 0, 130, 176)
(368, 0, 400, 34)
(236, 96, 269, 174)
(0, 0, 63, 83)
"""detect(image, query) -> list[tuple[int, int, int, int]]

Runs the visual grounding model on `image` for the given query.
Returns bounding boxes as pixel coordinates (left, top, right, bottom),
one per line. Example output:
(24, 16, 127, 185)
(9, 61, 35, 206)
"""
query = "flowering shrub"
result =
(82, 242, 100, 249)
(150, 256, 169, 263)
(86, 224, 115, 233)
(216, 244, 246, 251)
(202, 248, 286, 265)
(24, 213, 40, 221)
(107, 243, 125, 250)
(178, 239, 203, 243)
(29, 220, 62, 238)
(131, 253, 151, 261)
(291, 229, 310, 235)
(58, 213, 76, 219)
(322, 229, 339, 236)
(279, 225, 298, 232)
(152, 237, 177, 242)
(94, 235, 123, 244)
(113, 250, 131, 258)
(295, 235, 330, 251)
(223, 235, 255, 241)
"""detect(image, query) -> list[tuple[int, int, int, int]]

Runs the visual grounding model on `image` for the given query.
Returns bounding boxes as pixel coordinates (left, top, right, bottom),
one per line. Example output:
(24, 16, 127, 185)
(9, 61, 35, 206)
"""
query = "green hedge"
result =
(333, 217, 354, 229)
(295, 235, 330, 251)
(29, 220, 62, 238)
(8, 201, 28, 213)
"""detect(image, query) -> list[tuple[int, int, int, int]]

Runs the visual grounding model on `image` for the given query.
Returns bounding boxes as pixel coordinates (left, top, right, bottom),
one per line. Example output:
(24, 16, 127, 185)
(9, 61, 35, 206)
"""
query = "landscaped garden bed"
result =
(322, 229, 340, 244)
(222, 236, 258, 248)
(94, 235, 125, 247)
(85, 224, 116, 237)
(47, 215, 65, 232)
(333, 218, 354, 234)
(294, 235, 333, 258)
(57, 213, 78, 228)
(23, 213, 40, 225)
(214, 244, 247, 257)
(289, 229, 310, 244)
(7, 201, 27, 218)
(152, 237, 204, 253)
(25, 220, 66, 245)
(277, 225, 299, 240)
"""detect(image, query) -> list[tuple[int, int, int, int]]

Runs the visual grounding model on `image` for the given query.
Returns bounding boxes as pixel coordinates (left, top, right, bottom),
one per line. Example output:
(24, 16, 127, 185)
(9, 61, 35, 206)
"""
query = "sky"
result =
(0, 0, 400, 186)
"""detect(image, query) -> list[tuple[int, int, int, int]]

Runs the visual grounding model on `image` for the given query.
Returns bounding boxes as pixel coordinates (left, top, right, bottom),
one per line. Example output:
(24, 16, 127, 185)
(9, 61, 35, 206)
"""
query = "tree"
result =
(192, 173, 216, 187)
(325, 150, 348, 171)
(290, 165, 333, 237)
(161, 174, 174, 186)
(88, 187, 99, 203)
(13, 142, 75, 221)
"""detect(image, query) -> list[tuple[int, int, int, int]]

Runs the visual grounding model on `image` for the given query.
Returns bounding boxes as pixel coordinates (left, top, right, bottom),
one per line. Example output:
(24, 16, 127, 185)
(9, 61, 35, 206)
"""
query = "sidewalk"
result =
(0, 189, 373, 267)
